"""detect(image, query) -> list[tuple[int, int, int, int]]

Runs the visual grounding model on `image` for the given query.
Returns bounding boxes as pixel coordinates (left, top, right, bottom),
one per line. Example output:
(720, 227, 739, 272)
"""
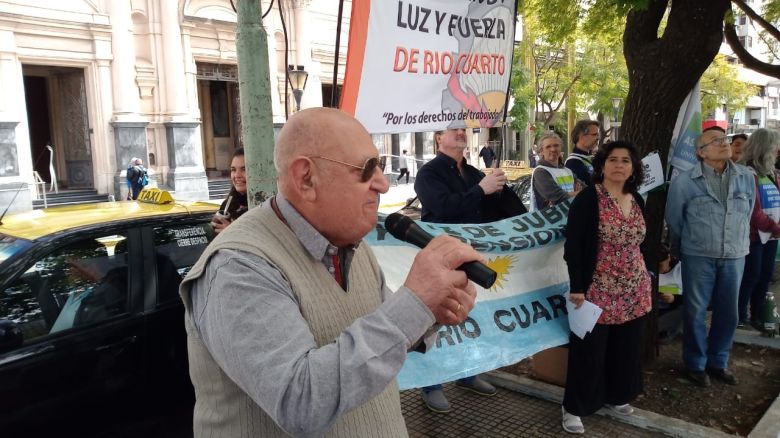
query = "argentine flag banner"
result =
(367, 202, 572, 390)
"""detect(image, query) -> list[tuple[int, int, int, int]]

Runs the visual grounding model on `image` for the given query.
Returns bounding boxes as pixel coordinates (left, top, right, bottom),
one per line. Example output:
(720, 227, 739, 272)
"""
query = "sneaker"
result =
(561, 406, 585, 434)
(706, 367, 738, 385)
(420, 388, 450, 413)
(455, 375, 497, 396)
(606, 403, 634, 415)
(686, 369, 711, 387)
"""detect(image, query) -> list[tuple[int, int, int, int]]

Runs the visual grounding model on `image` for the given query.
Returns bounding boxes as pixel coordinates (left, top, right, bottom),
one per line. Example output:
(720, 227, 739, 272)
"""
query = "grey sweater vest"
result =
(179, 203, 408, 438)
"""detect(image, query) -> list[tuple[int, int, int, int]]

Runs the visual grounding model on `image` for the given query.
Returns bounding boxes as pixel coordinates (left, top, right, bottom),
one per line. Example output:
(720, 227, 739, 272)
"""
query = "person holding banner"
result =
(531, 132, 582, 211)
(666, 129, 754, 388)
(178, 108, 485, 437)
(562, 141, 651, 434)
(736, 129, 780, 330)
(414, 127, 526, 413)
(565, 120, 600, 184)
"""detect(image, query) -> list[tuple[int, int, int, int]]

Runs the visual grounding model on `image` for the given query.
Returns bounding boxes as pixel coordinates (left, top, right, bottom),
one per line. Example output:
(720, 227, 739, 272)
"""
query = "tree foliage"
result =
(700, 54, 757, 118)
(511, 0, 630, 138)
(512, 0, 765, 136)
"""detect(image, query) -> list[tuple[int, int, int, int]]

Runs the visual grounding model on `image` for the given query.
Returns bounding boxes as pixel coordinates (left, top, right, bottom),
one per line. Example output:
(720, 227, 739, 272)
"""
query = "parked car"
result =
(0, 190, 218, 437)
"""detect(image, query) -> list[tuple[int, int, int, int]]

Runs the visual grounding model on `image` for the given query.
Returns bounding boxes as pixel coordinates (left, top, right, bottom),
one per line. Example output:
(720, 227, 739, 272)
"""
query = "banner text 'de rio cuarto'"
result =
(340, 0, 517, 134)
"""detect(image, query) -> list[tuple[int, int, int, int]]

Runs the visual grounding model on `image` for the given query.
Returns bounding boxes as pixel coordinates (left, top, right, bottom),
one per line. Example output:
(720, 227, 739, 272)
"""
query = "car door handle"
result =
(96, 335, 137, 353)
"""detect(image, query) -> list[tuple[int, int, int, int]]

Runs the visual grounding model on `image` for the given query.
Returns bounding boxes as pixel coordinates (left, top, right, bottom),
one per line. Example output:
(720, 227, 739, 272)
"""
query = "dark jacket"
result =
(479, 146, 496, 167)
(563, 185, 647, 295)
(126, 164, 147, 189)
(219, 187, 248, 220)
(414, 153, 526, 224)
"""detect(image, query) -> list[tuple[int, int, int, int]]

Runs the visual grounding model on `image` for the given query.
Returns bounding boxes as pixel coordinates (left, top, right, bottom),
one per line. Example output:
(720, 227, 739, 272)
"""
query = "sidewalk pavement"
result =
(401, 381, 667, 437)
(399, 328, 780, 438)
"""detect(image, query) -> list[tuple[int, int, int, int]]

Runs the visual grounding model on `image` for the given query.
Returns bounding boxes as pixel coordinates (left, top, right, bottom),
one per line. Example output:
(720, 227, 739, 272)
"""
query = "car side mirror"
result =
(0, 320, 23, 354)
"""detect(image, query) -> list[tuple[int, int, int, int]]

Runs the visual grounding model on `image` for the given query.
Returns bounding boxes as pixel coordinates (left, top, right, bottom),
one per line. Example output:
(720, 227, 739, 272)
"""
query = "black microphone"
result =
(384, 213, 497, 289)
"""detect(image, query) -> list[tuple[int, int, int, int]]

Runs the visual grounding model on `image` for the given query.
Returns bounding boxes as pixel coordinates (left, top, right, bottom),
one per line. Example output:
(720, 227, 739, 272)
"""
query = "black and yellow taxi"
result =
(0, 189, 218, 437)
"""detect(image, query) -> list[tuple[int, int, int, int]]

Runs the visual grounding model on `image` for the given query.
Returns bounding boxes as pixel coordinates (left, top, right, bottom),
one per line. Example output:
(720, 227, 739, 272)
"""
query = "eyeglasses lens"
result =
(361, 157, 380, 182)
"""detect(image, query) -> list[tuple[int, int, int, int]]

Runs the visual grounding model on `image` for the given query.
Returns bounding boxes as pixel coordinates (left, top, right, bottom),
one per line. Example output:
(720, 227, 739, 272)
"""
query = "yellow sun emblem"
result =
(485, 255, 515, 290)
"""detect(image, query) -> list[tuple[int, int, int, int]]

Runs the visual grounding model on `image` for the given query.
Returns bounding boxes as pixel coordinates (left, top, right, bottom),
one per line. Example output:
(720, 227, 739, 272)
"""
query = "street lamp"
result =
(611, 97, 623, 140)
(287, 64, 309, 112)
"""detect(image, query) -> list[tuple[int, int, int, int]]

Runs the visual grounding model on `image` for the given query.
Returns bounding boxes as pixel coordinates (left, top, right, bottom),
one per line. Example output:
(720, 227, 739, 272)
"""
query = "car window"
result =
(0, 234, 129, 342)
(152, 221, 213, 303)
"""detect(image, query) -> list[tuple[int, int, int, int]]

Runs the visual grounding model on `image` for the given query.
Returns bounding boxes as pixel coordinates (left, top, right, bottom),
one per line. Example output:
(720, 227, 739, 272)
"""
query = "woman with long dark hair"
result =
(212, 148, 248, 234)
(561, 141, 651, 434)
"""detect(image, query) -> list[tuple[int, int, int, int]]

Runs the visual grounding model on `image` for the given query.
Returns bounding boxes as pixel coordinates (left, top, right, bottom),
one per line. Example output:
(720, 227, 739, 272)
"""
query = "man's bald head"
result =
(273, 107, 388, 246)
(276, 108, 370, 191)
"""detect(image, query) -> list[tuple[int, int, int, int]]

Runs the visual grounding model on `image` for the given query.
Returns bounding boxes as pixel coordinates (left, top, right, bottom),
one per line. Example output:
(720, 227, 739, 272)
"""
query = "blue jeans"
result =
(738, 240, 778, 323)
(681, 255, 745, 371)
(422, 376, 476, 393)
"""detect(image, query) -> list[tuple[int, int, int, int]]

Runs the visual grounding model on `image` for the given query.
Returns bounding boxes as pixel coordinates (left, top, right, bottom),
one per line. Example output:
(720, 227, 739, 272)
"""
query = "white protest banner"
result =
(366, 203, 571, 389)
(638, 152, 664, 194)
(340, 0, 517, 134)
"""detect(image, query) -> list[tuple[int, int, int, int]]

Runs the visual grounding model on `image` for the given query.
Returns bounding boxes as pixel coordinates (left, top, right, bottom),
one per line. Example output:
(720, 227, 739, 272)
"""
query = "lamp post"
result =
(611, 97, 622, 141)
(287, 64, 309, 112)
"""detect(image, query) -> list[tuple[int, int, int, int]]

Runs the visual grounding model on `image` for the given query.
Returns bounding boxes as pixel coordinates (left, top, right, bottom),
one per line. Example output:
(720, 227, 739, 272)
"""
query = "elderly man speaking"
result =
(179, 108, 483, 438)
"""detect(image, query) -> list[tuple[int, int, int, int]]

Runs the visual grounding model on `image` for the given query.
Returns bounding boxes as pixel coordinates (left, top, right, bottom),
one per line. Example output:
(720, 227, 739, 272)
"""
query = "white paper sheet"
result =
(638, 152, 664, 194)
(565, 292, 603, 339)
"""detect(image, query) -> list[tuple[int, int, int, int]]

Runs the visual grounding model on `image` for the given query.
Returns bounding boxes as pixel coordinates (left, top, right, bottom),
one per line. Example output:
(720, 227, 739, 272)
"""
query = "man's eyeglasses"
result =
(309, 156, 381, 182)
(699, 136, 731, 149)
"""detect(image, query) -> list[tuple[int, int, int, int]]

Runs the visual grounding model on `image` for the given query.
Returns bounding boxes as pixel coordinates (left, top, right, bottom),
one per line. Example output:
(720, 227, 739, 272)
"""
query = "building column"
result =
(111, 121, 148, 200)
(106, 1, 148, 200)
(165, 122, 207, 200)
(158, 1, 207, 200)
(292, 0, 323, 109)
(160, 0, 189, 118)
(0, 30, 31, 212)
(108, 0, 139, 118)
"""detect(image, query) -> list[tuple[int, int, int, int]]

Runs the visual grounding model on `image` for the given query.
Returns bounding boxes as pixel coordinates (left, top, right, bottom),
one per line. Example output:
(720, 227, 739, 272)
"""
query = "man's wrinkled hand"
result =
(479, 170, 507, 195)
(404, 235, 482, 325)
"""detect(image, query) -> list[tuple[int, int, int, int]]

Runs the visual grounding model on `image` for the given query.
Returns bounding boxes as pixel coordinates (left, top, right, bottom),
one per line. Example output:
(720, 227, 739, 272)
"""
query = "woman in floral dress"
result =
(560, 141, 652, 434)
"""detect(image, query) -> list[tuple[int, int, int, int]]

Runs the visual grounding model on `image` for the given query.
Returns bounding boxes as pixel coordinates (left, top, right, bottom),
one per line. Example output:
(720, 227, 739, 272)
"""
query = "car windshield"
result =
(0, 234, 33, 266)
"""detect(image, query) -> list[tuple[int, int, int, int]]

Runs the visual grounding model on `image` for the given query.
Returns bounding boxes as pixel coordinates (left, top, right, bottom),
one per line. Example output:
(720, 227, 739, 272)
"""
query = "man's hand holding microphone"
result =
(385, 213, 497, 326)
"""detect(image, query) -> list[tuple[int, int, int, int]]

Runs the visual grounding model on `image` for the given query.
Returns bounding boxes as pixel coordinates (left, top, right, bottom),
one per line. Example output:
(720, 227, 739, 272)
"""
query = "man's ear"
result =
(289, 157, 318, 201)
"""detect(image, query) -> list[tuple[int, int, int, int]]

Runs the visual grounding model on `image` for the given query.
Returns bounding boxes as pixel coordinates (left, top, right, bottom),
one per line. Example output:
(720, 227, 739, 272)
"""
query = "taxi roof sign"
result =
(137, 188, 174, 204)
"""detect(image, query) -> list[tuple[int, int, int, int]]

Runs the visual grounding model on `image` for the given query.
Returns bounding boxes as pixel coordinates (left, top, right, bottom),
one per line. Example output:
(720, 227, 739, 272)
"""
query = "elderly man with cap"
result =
(179, 108, 483, 437)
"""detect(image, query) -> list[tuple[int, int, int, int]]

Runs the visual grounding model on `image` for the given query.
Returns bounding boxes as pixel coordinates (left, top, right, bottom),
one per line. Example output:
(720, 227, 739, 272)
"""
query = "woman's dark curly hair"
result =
(591, 140, 644, 193)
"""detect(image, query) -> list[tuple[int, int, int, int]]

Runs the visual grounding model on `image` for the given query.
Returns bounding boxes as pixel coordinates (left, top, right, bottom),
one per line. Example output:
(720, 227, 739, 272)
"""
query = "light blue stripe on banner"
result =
(397, 282, 571, 390)
(371, 201, 570, 254)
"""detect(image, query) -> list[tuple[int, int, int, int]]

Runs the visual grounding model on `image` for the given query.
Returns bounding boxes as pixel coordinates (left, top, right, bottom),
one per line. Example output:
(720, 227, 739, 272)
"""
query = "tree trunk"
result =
(622, 0, 731, 362)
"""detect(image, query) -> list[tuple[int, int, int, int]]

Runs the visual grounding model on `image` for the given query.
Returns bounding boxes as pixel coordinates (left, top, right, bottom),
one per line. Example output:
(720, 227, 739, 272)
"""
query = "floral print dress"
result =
(587, 185, 652, 325)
